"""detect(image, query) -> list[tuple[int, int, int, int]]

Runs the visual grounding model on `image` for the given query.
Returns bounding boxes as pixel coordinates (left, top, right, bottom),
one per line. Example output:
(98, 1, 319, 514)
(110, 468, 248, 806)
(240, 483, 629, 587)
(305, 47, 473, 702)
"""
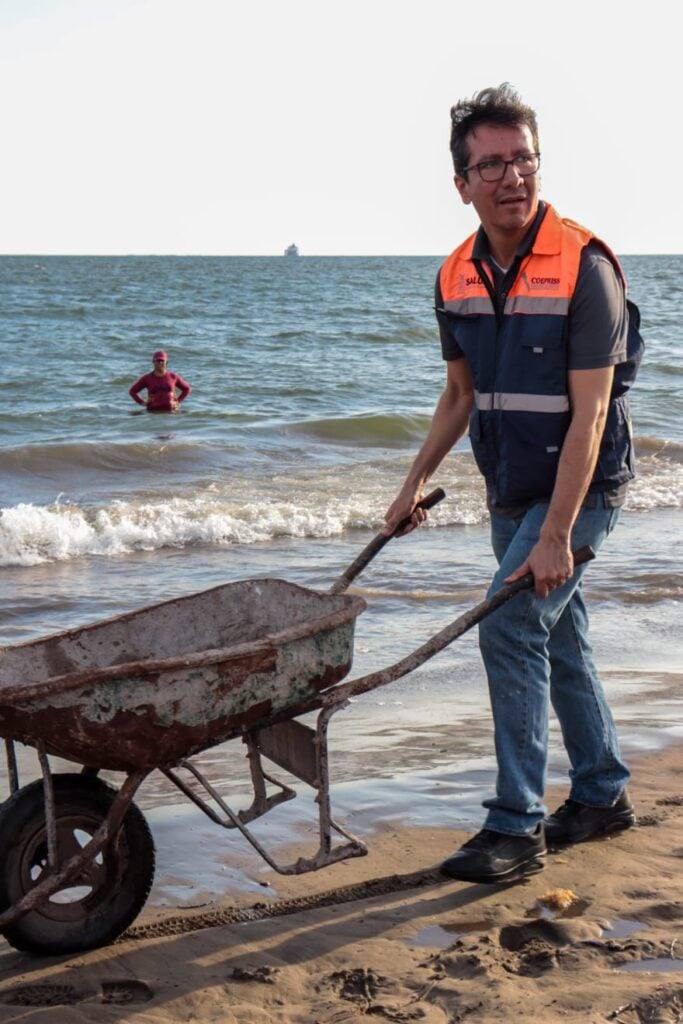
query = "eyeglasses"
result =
(463, 152, 540, 183)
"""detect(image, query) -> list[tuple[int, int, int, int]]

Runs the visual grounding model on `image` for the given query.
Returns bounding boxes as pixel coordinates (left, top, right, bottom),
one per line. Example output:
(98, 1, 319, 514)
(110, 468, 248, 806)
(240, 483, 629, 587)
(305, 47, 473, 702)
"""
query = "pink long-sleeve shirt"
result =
(129, 371, 191, 412)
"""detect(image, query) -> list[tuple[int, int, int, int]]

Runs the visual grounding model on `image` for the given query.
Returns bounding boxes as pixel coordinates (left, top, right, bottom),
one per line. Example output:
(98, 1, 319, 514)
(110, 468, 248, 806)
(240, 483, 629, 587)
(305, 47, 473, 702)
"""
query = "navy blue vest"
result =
(439, 220, 644, 507)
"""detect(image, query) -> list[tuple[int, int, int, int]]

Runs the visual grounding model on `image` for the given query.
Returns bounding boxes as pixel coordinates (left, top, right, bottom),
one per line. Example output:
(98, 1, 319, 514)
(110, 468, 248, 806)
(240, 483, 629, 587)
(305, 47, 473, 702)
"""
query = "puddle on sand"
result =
(406, 919, 494, 949)
(408, 907, 650, 951)
(619, 958, 683, 973)
(602, 919, 649, 939)
(527, 901, 648, 942)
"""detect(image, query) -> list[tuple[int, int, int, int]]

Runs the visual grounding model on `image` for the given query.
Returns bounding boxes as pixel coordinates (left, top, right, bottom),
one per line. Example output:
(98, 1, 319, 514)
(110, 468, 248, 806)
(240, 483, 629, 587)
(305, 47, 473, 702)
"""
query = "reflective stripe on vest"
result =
(474, 391, 570, 413)
(444, 295, 572, 316)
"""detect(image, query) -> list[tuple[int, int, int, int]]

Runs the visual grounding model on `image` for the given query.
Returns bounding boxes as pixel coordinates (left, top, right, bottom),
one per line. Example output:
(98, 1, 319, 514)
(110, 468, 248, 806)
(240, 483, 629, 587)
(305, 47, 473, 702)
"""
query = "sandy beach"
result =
(1, 737, 682, 1024)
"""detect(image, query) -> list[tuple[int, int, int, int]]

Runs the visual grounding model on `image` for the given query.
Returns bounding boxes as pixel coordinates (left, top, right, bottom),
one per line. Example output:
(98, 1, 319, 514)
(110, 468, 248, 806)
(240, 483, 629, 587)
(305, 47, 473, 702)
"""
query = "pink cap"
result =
(152, 350, 168, 361)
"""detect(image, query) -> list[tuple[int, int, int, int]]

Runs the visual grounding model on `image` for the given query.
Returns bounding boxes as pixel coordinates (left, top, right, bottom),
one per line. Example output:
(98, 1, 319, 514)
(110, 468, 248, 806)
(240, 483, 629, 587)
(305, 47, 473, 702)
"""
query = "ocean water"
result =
(1, 254, 682, 897)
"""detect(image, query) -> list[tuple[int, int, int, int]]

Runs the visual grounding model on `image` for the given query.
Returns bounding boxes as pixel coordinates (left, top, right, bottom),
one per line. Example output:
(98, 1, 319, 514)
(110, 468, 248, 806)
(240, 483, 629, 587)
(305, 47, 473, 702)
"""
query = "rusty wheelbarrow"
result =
(0, 488, 594, 954)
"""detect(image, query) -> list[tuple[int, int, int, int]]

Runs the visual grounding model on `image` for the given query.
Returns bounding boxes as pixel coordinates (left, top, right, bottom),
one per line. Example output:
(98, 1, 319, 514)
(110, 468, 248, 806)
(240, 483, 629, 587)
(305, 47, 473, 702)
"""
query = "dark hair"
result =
(450, 83, 539, 177)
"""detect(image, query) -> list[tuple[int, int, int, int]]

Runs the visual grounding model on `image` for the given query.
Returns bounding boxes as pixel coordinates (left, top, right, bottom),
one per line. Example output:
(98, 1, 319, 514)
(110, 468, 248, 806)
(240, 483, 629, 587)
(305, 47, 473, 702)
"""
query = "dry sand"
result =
(1, 744, 683, 1024)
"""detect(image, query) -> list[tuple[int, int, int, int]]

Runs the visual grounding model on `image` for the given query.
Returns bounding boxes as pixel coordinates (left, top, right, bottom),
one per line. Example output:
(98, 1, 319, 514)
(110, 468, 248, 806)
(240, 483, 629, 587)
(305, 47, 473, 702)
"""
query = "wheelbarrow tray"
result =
(0, 579, 366, 773)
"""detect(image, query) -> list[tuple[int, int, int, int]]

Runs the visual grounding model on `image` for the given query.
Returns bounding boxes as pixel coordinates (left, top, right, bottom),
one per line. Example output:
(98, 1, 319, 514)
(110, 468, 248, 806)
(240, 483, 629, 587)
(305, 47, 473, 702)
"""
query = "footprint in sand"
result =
(230, 965, 280, 984)
(1, 979, 153, 1006)
(101, 980, 154, 1004)
(0, 984, 90, 1007)
(499, 917, 602, 951)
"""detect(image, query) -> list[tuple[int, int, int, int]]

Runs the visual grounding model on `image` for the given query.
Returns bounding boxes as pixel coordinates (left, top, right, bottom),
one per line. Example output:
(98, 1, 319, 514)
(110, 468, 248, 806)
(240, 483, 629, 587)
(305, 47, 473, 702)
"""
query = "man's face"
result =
(454, 123, 540, 238)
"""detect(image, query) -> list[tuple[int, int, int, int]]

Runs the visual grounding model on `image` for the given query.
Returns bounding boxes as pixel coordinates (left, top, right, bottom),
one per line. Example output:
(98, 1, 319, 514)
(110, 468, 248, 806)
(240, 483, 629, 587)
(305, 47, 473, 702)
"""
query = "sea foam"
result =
(2, 443, 681, 567)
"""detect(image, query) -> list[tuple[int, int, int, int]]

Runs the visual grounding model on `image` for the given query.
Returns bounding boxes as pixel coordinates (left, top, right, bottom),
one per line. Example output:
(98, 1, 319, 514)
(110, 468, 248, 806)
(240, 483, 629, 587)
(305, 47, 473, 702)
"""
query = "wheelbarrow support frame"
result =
(161, 698, 368, 875)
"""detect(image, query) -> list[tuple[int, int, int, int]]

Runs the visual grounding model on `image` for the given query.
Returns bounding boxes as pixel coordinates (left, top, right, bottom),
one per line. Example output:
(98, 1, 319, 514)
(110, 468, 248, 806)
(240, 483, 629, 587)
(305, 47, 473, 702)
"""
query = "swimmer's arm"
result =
(129, 377, 149, 406)
(174, 375, 191, 403)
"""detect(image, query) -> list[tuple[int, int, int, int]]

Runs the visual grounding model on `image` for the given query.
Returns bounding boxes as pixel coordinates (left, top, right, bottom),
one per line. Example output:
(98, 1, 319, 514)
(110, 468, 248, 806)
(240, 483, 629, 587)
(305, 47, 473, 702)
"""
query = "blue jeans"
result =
(479, 496, 629, 835)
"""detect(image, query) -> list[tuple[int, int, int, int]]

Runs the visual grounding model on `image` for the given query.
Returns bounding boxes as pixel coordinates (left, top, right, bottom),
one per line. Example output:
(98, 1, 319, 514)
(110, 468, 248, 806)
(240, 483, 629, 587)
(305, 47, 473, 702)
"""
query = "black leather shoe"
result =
(544, 790, 636, 848)
(441, 825, 546, 884)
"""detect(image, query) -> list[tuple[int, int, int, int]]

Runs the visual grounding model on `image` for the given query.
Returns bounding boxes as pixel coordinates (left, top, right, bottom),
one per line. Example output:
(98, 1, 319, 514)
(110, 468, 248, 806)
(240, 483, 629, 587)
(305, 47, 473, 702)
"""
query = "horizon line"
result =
(1, 250, 679, 259)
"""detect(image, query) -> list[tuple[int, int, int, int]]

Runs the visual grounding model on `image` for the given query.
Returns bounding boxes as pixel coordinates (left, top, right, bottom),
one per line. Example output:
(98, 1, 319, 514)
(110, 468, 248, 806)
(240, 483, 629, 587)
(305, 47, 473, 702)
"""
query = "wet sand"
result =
(2, 736, 683, 1023)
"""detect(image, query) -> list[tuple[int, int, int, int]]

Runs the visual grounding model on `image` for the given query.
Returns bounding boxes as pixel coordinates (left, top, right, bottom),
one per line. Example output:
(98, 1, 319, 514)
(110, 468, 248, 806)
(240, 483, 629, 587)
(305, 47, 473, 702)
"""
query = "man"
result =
(384, 84, 643, 884)
(129, 350, 192, 412)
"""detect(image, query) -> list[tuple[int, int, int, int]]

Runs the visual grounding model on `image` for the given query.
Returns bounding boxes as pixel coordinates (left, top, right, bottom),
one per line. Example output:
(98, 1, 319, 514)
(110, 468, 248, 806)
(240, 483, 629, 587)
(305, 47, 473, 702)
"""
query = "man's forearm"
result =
(540, 366, 614, 543)
(505, 366, 614, 596)
(540, 416, 606, 543)
(383, 359, 474, 534)
(403, 386, 471, 489)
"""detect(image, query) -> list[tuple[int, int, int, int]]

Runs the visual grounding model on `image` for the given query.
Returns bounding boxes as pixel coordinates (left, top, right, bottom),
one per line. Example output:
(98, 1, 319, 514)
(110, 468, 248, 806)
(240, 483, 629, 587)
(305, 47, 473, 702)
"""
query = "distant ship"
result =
(284, 243, 299, 257)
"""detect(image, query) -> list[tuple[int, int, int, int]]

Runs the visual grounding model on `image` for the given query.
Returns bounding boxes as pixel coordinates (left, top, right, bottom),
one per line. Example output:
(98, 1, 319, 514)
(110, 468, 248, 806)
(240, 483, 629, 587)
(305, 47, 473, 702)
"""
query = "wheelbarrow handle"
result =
(319, 544, 598, 705)
(329, 487, 446, 595)
(244, 545, 599, 730)
(501, 543, 596, 598)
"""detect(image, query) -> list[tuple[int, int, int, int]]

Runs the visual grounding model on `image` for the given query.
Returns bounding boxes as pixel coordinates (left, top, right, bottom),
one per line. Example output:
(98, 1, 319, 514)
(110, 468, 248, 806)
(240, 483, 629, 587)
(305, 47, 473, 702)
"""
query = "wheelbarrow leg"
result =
(4, 740, 19, 797)
(311, 702, 369, 864)
(243, 736, 298, 819)
(243, 702, 368, 873)
(161, 751, 298, 831)
(36, 741, 58, 870)
(316, 705, 335, 858)
(161, 759, 302, 873)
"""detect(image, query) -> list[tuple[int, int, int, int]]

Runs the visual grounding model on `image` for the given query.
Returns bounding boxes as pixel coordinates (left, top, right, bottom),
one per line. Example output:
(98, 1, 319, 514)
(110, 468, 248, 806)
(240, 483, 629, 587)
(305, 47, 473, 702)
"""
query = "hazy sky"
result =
(1, 0, 679, 255)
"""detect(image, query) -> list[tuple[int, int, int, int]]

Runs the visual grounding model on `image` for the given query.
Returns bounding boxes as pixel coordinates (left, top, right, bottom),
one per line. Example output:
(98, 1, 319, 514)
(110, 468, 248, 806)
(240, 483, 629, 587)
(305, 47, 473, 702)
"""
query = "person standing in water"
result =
(129, 350, 192, 412)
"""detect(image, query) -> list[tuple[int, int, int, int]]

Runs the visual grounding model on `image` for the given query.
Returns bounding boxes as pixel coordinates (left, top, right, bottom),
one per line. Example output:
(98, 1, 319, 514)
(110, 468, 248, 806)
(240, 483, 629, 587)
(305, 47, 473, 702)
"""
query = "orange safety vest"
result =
(437, 203, 643, 507)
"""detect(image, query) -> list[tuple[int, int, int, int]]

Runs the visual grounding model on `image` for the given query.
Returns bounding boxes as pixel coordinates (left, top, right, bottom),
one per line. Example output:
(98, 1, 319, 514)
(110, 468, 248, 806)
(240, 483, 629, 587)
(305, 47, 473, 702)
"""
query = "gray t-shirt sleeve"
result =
(567, 242, 628, 370)
(435, 272, 465, 360)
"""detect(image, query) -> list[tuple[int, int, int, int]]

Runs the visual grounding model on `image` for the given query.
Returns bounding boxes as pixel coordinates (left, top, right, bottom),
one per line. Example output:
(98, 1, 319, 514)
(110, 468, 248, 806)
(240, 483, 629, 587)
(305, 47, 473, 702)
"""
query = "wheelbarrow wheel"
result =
(0, 773, 155, 954)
